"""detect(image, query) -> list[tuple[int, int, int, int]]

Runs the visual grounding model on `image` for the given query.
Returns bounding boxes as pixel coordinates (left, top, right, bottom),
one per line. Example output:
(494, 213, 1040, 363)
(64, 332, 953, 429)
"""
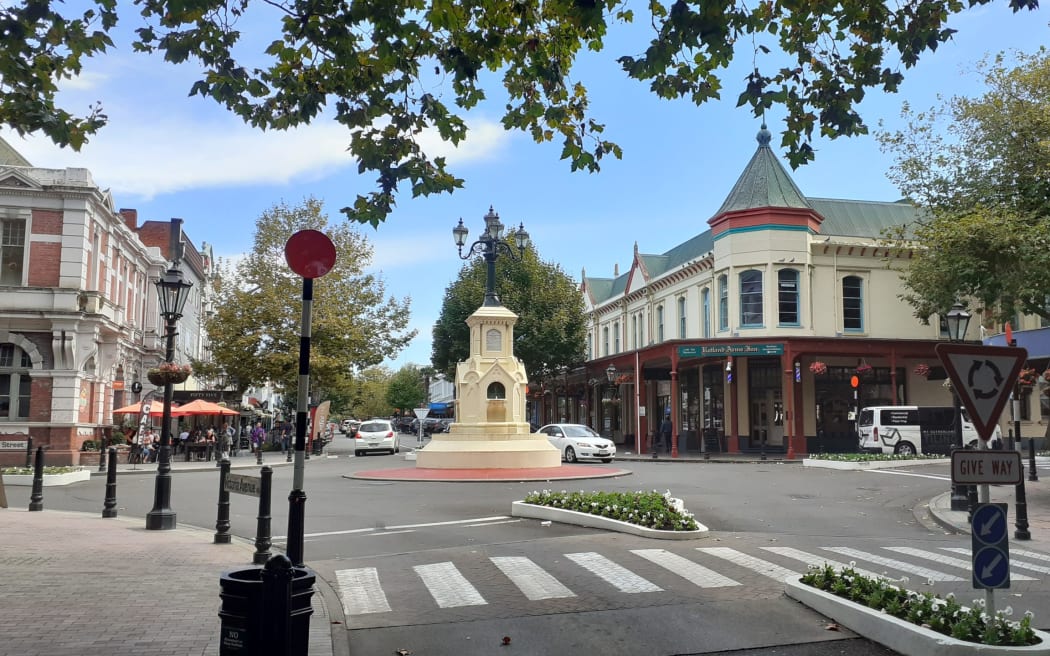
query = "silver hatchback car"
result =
(353, 419, 400, 457)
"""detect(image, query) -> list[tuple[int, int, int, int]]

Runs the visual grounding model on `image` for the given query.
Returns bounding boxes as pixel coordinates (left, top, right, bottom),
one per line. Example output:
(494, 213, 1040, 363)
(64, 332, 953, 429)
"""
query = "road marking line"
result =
(943, 547, 1050, 575)
(466, 520, 524, 528)
(275, 515, 511, 540)
(363, 530, 416, 537)
(336, 568, 391, 615)
(886, 546, 1036, 580)
(414, 562, 487, 608)
(762, 547, 890, 581)
(695, 547, 798, 582)
(823, 547, 963, 581)
(632, 549, 738, 588)
(565, 552, 662, 593)
(864, 470, 951, 481)
(490, 556, 575, 600)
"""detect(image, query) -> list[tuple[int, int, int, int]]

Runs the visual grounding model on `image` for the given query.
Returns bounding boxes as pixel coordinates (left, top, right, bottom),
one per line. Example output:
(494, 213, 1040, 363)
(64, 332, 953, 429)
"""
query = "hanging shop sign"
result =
(678, 343, 784, 359)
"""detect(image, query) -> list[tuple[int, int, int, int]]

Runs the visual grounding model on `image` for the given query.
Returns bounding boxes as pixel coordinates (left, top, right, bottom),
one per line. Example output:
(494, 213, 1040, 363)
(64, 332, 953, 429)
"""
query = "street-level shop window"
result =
(0, 343, 32, 419)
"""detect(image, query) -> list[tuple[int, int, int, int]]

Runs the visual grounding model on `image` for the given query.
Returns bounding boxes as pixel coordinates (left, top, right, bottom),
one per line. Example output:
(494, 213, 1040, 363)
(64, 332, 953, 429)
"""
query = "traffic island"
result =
(511, 501, 708, 539)
(348, 463, 631, 482)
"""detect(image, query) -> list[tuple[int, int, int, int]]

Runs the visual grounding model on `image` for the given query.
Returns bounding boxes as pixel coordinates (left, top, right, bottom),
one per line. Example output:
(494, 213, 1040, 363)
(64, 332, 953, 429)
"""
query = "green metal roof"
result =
(713, 125, 810, 216)
(809, 198, 919, 239)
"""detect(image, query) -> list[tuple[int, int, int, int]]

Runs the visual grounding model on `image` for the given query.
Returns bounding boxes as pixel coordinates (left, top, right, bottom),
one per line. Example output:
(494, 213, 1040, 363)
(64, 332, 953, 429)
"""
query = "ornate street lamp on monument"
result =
(417, 207, 560, 469)
(945, 301, 972, 512)
(145, 265, 193, 531)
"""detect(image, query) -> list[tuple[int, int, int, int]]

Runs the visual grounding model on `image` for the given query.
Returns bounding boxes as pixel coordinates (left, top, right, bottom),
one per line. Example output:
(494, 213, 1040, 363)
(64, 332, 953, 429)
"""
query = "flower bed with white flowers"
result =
(514, 489, 708, 539)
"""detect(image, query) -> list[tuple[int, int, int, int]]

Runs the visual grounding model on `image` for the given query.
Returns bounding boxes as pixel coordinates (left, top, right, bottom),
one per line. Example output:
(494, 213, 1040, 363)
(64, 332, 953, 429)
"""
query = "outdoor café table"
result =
(185, 443, 214, 462)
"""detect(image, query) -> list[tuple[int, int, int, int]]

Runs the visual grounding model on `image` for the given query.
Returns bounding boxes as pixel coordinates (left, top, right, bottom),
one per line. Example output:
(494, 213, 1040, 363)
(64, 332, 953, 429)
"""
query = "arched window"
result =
(0, 343, 32, 419)
(613, 321, 620, 353)
(739, 270, 763, 327)
(486, 381, 506, 400)
(701, 288, 711, 338)
(842, 276, 863, 332)
(718, 275, 728, 331)
(631, 314, 638, 349)
(777, 269, 800, 326)
(656, 305, 665, 342)
(602, 326, 609, 356)
(677, 296, 687, 338)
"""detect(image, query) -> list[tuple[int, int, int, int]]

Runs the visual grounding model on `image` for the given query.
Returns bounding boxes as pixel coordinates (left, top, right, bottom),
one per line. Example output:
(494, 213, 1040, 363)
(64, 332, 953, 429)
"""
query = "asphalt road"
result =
(15, 432, 1050, 656)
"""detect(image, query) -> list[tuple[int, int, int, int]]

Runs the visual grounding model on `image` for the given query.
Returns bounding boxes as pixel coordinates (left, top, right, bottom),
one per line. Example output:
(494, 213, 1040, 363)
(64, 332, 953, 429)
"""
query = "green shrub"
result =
(80, 440, 97, 452)
(1, 466, 84, 475)
(801, 563, 1038, 646)
(807, 453, 943, 462)
(522, 489, 699, 531)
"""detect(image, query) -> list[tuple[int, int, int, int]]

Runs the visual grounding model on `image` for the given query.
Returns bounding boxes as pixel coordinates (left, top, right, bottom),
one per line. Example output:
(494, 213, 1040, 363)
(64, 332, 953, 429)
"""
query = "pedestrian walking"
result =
(660, 414, 673, 453)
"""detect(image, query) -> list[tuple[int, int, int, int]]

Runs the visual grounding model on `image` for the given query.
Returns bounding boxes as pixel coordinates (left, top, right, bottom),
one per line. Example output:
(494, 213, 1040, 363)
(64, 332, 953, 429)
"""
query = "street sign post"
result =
(951, 450, 1023, 485)
(971, 503, 1011, 590)
(414, 407, 430, 446)
(935, 344, 1027, 441)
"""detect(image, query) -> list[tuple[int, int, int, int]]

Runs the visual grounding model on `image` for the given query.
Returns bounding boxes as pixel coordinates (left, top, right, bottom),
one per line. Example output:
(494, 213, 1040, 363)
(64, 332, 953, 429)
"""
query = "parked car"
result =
(857, 405, 1003, 456)
(537, 423, 616, 463)
(353, 419, 399, 457)
(394, 416, 415, 434)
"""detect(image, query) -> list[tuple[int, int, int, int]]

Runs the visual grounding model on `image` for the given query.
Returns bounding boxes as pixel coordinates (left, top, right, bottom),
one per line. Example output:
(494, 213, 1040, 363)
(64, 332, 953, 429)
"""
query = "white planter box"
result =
(3, 469, 92, 486)
(785, 575, 1050, 656)
(511, 501, 708, 540)
(803, 458, 949, 471)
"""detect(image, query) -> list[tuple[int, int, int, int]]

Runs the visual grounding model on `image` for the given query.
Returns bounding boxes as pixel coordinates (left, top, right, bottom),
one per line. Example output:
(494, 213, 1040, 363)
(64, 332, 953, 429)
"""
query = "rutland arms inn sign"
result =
(678, 343, 785, 358)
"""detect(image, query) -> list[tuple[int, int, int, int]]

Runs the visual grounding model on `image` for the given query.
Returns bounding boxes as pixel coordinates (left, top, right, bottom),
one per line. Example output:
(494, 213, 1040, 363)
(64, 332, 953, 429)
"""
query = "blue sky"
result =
(3, 5, 1047, 369)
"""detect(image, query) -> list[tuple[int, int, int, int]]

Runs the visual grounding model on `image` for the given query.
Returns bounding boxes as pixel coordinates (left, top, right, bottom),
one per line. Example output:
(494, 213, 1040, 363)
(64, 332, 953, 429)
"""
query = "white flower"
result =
(1025, 610, 1035, 619)
(946, 592, 955, 600)
(900, 576, 909, 584)
(849, 561, 857, 568)
(1004, 606, 1014, 616)
(927, 577, 934, 586)
(974, 599, 986, 608)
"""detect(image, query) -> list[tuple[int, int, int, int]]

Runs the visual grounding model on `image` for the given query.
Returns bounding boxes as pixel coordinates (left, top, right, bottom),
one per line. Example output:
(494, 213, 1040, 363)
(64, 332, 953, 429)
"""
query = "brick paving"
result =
(0, 509, 334, 656)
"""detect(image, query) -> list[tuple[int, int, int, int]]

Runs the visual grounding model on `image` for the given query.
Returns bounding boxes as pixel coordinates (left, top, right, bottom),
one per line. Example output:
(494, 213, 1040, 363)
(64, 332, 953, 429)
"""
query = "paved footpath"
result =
(0, 452, 336, 656)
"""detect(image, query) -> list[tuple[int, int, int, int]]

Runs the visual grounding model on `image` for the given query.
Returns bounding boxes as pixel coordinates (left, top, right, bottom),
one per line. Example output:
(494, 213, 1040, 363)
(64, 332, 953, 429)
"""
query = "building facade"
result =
(0, 138, 211, 465)
(559, 126, 1048, 457)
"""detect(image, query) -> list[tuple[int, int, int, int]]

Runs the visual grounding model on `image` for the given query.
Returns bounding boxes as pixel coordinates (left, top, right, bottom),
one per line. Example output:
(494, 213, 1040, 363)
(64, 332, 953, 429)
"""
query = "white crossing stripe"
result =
(631, 549, 739, 588)
(1004, 548, 1050, 565)
(695, 547, 799, 583)
(490, 556, 575, 600)
(565, 552, 662, 593)
(762, 547, 891, 581)
(887, 547, 1037, 580)
(336, 568, 391, 615)
(823, 547, 963, 582)
(414, 562, 487, 608)
(942, 547, 1050, 575)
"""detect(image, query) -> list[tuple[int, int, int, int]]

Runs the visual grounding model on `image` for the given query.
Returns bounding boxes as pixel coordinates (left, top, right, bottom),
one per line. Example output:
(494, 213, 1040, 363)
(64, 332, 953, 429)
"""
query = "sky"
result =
(3, 4, 1048, 370)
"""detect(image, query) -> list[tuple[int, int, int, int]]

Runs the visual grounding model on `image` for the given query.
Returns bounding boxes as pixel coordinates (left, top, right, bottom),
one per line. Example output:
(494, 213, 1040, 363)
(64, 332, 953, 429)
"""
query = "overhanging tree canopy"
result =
(2, 0, 1039, 225)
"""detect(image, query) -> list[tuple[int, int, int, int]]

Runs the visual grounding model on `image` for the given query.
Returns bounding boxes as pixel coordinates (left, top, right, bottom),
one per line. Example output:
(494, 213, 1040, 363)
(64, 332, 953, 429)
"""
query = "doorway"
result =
(748, 390, 784, 449)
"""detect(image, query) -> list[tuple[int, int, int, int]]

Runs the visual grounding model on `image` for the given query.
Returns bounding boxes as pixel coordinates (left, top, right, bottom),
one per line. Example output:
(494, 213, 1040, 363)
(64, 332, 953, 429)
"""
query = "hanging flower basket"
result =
(913, 363, 930, 378)
(855, 363, 873, 377)
(147, 363, 192, 386)
(1018, 367, 1038, 387)
(1043, 369, 1050, 384)
(809, 361, 828, 376)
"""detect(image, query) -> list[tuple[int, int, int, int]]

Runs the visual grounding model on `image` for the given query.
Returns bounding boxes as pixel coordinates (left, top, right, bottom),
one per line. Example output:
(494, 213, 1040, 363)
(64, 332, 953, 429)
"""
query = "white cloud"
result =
(1, 115, 510, 201)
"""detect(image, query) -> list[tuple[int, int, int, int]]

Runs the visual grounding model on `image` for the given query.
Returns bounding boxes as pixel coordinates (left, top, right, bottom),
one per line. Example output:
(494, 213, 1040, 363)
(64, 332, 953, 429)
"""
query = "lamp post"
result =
(945, 301, 972, 512)
(145, 265, 193, 531)
(453, 206, 529, 307)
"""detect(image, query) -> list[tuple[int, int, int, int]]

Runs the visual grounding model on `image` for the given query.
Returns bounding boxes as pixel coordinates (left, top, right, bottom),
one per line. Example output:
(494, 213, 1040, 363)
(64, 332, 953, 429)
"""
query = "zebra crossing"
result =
(333, 543, 1050, 618)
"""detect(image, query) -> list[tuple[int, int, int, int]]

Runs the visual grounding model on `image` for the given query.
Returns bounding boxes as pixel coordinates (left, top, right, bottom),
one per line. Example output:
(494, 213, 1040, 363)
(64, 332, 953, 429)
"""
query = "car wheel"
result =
(601, 458, 613, 463)
(565, 446, 578, 463)
(394, 445, 399, 454)
(896, 442, 917, 456)
(355, 450, 362, 457)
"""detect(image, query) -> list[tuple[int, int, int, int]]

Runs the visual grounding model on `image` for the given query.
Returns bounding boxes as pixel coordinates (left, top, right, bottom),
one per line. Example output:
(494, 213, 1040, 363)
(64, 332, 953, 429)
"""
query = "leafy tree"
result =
(347, 366, 395, 418)
(203, 198, 415, 403)
(878, 48, 1050, 325)
(3, 0, 1039, 225)
(386, 364, 427, 414)
(432, 244, 586, 382)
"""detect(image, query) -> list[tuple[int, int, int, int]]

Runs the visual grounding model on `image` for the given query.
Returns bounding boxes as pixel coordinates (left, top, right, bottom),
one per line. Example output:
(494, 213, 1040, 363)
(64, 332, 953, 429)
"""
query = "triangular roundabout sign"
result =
(935, 343, 1028, 441)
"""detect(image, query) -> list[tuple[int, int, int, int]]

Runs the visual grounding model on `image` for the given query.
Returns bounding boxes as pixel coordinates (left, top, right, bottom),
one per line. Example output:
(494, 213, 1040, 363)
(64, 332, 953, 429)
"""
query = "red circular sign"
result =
(284, 230, 337, 278)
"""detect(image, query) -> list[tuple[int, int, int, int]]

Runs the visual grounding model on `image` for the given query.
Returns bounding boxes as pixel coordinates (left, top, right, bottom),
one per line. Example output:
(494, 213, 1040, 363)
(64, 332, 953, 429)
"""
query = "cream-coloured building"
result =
(549, 126, 1048, 457)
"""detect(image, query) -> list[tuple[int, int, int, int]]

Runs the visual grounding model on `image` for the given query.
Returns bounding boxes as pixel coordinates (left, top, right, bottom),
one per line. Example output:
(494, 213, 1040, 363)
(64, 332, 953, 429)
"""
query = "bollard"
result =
(253, 466, 273, 565)
(103, 448, 118, 518)
(0, 467, 7, 508)
(1029, 438, 1039, 482)
(1008, 427, 1015, 453)
(215, 458, 232, 544)
(255, 445, 263, 466)
(98, 437, 108, 473)
(28, 446, 44, 511)
(1015, 467, 1031, 540)
(262, 554, 294, 656)
(967, 485, 978, 524)
(285, 447, 292, 463)
(24, 436, 33, 468)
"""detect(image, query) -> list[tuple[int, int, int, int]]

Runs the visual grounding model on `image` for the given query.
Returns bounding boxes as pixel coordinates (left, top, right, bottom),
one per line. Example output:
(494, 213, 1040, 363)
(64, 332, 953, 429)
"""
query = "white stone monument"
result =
(416, 303, 560, 469)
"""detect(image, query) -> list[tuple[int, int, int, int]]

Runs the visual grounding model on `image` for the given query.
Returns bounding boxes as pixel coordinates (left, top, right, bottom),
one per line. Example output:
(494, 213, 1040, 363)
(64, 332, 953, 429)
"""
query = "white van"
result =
(857, 406, 1003, 455)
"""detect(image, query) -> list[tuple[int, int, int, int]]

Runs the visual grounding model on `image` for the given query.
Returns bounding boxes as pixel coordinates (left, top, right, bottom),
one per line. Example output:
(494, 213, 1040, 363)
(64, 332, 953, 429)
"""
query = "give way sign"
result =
(935, 343, 1027, 441)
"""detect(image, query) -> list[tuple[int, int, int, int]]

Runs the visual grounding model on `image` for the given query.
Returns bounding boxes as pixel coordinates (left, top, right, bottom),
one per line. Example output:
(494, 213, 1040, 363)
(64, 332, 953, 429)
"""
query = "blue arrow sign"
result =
(973, 546, 1010, 588)
(972, 504, 1008, 546)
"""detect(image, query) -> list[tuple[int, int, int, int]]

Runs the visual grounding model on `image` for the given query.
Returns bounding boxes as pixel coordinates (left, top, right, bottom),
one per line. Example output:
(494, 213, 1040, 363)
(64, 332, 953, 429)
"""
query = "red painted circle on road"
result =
(284, 230, 337, 278)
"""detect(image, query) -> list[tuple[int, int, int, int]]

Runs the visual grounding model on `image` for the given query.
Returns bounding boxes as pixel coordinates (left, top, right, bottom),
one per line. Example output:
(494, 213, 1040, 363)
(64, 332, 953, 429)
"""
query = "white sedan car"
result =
(537, 424, 616, 463)
(353, 419, 400, 457)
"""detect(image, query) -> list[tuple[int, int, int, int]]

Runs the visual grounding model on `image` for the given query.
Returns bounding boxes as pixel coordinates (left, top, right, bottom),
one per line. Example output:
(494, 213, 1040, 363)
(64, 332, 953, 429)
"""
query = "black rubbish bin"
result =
(218, 557, 316, 655)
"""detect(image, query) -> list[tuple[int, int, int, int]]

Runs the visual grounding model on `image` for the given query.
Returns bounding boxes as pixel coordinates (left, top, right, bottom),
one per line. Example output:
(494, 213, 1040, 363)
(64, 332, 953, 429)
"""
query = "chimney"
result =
(119, 208, 138, 230)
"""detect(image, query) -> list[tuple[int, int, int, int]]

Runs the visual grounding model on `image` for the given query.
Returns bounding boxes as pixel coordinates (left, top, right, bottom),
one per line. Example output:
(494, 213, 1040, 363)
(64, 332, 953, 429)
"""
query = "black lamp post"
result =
(145, 265, 193, 531)
(453, 206, 529, 307)
(945, 301, 972, 512)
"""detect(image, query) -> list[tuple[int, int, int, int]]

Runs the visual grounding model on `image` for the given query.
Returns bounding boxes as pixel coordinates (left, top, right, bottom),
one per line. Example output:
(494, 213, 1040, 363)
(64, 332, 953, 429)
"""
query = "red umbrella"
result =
(112, 400, 186, 417)
(176, 399, 240, 416)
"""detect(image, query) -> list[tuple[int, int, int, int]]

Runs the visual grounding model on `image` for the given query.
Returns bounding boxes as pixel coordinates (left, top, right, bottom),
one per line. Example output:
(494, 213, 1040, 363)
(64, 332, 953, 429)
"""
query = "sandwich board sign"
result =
(935, 344, 1027, 441)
